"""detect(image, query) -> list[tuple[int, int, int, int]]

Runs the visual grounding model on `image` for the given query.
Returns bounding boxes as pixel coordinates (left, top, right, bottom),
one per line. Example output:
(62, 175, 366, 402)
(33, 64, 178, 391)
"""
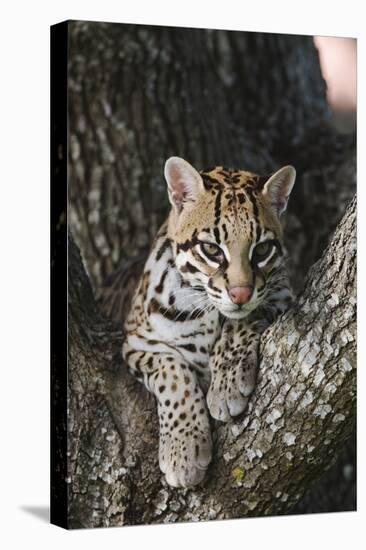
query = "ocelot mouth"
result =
(215, 304, 251, 320)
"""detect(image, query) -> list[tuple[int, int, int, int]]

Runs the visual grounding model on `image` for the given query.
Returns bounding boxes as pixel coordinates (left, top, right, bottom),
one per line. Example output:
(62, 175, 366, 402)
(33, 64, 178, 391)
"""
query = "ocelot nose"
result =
(228, 285, 254, 305)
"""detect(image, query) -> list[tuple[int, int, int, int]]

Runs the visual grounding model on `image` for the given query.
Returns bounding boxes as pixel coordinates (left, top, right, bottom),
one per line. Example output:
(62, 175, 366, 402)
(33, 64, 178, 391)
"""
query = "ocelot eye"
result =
(200, 242, 224, 262)
(253, 241, 272, 260)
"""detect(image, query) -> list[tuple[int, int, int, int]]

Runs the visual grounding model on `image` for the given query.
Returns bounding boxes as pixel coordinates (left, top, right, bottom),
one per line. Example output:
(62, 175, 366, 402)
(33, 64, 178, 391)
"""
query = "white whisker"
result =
(189, 297, 211, 318)
(156, 291, 206, 318)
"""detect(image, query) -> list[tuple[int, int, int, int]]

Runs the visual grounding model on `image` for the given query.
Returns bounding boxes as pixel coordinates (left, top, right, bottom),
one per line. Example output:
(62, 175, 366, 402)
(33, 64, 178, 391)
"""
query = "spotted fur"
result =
(122, 157, 296, 488)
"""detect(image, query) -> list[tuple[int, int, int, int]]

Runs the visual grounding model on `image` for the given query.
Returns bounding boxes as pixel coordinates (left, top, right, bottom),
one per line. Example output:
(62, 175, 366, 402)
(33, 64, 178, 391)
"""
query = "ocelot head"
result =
(165, 157, 296, 319)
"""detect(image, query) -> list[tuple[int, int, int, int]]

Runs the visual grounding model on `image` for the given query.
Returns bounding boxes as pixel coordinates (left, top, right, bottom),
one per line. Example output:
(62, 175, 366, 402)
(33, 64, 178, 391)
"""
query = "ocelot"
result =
(122, 157, 296, 488)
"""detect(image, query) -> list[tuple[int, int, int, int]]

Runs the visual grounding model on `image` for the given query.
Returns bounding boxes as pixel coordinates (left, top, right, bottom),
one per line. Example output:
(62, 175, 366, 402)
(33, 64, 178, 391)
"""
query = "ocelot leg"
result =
(207, 280, 293, 422)
(206, 319, 260, 421)
(123, 341, 212, 487)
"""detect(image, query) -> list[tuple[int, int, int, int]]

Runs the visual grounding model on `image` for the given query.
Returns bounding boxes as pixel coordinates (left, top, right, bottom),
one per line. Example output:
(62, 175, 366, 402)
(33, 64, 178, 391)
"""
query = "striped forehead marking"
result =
(200, 167, 269, 228)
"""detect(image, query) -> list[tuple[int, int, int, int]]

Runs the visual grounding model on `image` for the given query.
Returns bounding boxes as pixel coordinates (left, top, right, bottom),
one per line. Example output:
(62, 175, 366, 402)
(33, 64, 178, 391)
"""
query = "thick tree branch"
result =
(67, 196, 356, 528)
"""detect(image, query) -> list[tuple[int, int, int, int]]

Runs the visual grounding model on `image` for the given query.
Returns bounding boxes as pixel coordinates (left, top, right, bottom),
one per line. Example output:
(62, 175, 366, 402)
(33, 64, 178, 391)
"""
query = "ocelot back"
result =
(123, 157, 296, 488)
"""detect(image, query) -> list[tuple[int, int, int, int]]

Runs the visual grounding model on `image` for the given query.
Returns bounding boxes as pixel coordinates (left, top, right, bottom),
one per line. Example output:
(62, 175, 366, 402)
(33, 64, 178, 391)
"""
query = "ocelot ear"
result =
(262, 165, 296, 216)
(164, 157, 205, 213)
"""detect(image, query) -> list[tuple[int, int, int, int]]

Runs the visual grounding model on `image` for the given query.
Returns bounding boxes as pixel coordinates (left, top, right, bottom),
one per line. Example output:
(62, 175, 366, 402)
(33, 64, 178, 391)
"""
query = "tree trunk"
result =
(64, 21, 356, 527)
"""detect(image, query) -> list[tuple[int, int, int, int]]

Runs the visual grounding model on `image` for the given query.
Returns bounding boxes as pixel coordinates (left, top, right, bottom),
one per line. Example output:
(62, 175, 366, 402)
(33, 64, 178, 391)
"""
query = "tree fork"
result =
(66, 196, 356, 528)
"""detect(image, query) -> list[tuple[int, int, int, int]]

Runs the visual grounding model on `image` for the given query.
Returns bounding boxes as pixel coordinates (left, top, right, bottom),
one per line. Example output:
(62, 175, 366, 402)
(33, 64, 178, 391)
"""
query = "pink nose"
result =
(228, 285, 253, 305)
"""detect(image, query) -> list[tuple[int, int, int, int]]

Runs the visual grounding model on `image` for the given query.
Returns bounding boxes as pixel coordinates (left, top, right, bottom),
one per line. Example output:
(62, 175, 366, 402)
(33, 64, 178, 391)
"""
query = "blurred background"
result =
(315, 36, 356, 133)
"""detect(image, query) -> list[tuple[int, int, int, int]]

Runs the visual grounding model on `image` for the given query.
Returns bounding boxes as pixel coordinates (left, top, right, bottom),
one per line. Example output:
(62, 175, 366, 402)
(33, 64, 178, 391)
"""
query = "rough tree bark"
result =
(65, 22, 356, 527)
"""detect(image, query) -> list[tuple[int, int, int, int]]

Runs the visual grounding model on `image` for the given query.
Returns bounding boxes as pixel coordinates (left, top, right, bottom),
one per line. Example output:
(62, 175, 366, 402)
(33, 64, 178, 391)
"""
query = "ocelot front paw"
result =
(206, 356, 257, 422)
(158, 406, 212, 488)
